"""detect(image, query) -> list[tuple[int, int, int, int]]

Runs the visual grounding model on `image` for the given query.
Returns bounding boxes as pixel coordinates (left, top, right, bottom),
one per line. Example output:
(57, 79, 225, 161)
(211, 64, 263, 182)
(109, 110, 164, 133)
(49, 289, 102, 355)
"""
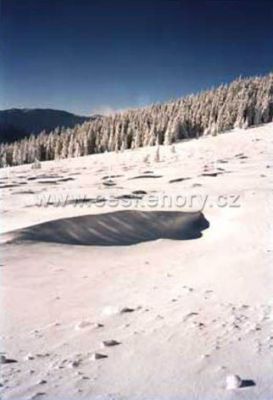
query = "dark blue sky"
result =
(1, 0, 273, 115)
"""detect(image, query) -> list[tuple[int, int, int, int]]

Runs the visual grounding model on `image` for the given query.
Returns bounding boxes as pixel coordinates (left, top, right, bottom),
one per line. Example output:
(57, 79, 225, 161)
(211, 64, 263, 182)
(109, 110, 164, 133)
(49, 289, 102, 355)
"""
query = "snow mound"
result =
(9, 210, 209, 246)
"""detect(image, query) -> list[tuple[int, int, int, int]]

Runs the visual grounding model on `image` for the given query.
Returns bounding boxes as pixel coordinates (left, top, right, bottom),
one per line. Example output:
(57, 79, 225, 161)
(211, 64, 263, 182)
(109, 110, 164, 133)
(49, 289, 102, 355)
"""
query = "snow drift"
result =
(9, 210, 209, 246)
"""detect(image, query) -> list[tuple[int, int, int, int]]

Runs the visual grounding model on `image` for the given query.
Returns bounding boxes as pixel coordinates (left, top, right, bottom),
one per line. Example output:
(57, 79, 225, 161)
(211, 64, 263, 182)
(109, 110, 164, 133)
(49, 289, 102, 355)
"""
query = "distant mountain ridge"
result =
(0, 108, 92, 143)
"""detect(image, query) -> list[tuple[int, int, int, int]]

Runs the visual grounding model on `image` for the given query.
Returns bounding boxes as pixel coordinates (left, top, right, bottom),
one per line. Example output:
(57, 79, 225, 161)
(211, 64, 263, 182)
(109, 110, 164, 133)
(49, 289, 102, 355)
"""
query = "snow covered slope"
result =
(0, 123, 272, 399)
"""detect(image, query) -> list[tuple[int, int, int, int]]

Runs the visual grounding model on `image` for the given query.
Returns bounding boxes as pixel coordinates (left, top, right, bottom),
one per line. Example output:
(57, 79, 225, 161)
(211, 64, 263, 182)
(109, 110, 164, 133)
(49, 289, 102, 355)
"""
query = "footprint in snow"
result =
(37, 380, 47, 385)
(132, 190, 147, 195)
(69, 359, 81, 368)
(169, 177, 191, 183)
(29, 393, 46, 399)
(204, 289, 214, 299)
(129, 174, 162, 180)
(102, 306, 136, 316)
(102, 174, 123, 179)
(102, 180, 116, 187)
(183, 312, 199, 322)
(91, 353, 108, 361)
(192, 183, 202, 187)
(75, 321, 104, 330)
(25, 354, 35, 361)
(0, 355, 17, 364)
(200, 172, 218, 177)
(182, 286, 194, 293)
(101, 340, 120, 348)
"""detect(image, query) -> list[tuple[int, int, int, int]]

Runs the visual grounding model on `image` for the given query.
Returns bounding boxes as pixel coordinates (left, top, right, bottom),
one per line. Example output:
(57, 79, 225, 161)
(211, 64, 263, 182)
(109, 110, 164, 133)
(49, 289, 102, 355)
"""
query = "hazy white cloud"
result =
(91, 105, 128, 116)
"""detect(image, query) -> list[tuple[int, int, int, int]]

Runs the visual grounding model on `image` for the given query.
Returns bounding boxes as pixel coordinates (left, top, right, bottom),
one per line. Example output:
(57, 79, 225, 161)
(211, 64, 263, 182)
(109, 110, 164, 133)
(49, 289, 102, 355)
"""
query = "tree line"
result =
(1, 73, 272, 167)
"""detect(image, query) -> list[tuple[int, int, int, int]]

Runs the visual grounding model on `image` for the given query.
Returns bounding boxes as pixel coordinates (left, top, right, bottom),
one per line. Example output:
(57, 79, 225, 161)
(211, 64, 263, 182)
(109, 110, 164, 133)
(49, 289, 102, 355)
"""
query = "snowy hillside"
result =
(1, 73, 273, 168)
(0, 122, 272, 399)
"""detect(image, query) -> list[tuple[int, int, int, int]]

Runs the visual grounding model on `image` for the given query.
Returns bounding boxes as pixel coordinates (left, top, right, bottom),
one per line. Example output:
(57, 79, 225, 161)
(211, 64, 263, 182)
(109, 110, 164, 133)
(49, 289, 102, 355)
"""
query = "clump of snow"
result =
(31, 159, 41, 169)
(225, 374, 242, 390)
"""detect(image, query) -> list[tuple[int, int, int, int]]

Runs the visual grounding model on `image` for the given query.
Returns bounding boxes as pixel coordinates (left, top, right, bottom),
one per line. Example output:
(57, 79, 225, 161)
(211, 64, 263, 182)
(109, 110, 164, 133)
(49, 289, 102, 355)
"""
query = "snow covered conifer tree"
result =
(154, 135, 160, 162)
(154, 145, 160, 162)
(164, 122, 172, 145)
